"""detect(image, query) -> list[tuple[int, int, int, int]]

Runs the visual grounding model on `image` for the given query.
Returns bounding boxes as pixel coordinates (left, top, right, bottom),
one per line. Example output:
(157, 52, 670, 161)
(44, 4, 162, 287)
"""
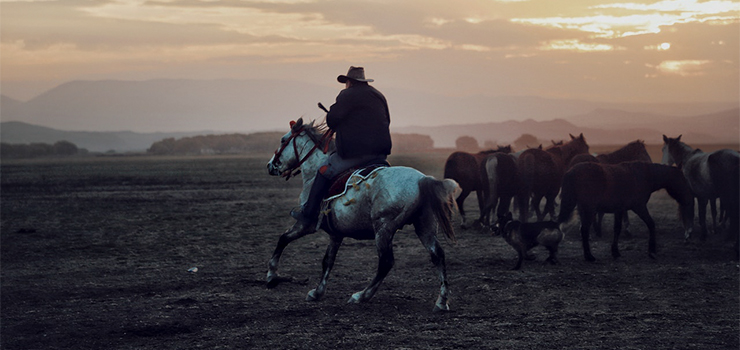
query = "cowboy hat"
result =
(337, 66, 374, 83)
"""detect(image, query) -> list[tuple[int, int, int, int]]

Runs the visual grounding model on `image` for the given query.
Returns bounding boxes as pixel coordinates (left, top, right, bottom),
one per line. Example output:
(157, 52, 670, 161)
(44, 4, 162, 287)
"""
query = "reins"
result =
(274, 123, 334, 181)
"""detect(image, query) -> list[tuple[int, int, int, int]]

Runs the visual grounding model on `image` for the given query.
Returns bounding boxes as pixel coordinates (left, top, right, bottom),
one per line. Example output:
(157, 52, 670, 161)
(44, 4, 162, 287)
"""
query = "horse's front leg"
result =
(306, 235, 343, 301)
(611, 211, 623, 259)
(709, 197, 718, 235)
(593, 212, 604, 238)
(622, 212, 632, 239)
(697, 197, 708, 241)
(544, 193, 557, 221)
(633, 206, 657, 259)
(267, 226, 315, 288)
(349, 228, 396, 304)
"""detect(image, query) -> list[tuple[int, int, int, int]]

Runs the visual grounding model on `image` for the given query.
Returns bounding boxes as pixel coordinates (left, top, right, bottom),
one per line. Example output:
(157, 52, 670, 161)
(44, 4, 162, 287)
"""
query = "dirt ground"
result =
(1, 154, 738, 350)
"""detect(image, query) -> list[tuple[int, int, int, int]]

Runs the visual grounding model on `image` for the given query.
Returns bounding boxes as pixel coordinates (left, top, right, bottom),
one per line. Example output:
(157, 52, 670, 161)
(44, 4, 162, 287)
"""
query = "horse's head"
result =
(559, 133, 589, 163)
(661, 134, 683, 167)
(267, 118, 307, 178)
(267, 118, 334, 180)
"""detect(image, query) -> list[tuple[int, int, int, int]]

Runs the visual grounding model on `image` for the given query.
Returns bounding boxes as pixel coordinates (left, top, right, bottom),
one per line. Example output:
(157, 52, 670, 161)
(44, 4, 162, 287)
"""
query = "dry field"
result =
(2, 152, 738, 349)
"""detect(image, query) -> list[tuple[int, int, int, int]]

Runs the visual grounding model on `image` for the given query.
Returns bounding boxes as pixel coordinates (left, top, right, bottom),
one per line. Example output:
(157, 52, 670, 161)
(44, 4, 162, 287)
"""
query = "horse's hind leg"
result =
(611, 211, 623, 259)
(267, 227, 315, 288)
(348, 227, 396, 304)
(633, 205, 657, 259)
(306, 235, 343, 301)
(579, 209, 597, 262)
(413, 216, 451, 311)
(457, 189, 471, 228)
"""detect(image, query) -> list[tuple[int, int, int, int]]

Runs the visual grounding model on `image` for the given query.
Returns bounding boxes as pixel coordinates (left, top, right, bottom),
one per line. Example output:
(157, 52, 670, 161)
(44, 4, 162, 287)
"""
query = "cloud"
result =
(652, 59, 712, 76)
(513, 0, 740, 39)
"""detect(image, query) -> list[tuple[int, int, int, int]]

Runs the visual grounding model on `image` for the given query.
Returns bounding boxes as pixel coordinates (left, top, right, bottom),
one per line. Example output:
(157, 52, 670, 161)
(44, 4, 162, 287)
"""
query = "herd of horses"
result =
(444, 135, 739, 262)
(266, 117, 739, 311)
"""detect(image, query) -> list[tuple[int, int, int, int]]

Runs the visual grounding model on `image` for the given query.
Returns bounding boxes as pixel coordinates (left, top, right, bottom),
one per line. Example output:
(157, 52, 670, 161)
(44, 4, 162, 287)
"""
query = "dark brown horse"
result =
(444, 146, 511, 228)
(516, 134, 589, 222)
(596, 140, 652, 164)
(558, 161, 694, 261)
(569, 140, 653, 238)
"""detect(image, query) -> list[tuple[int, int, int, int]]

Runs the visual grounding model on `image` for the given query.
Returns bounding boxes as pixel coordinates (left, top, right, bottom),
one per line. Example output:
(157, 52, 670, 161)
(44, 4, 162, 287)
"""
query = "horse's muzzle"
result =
(267, 161, 281, 176)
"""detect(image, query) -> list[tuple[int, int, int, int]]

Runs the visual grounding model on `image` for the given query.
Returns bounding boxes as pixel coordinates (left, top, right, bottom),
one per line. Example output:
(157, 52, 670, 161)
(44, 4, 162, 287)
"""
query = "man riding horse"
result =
(290, 66, 392, 234)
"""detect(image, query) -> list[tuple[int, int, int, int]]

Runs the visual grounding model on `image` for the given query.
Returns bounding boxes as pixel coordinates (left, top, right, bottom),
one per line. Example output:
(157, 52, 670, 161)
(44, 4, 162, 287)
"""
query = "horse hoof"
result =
(306, 289, 322, 302)
(649, 252, 657, 260)
(433, 303, 450, 312)
(585, 255, 596, 262)
(266, 272, 280, 289)
(347, 292, 363, 304)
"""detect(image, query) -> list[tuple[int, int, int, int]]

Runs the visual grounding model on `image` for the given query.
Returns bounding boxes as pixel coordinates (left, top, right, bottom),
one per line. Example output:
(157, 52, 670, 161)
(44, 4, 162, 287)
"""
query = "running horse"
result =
(443, 146, 511, 228)
(266, 118, 460, 311)
(661, 135, 739, 250)
(516, 133, 589, 222)
(559, 161, 694, 261)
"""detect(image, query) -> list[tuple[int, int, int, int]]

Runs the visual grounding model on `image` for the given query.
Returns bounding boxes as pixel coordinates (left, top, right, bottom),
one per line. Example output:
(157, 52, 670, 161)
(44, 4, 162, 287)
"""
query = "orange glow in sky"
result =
(1, 0, 738, 104)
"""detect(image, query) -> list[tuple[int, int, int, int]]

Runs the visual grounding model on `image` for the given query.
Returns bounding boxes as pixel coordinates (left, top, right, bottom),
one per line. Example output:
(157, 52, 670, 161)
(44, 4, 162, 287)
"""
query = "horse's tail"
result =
(558, 168, 578, 224)
(419, 176, 459, 243)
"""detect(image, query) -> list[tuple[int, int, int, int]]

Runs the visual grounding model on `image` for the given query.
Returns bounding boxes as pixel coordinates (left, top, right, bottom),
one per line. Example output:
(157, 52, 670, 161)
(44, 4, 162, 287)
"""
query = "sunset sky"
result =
(2, 0, 739, 105)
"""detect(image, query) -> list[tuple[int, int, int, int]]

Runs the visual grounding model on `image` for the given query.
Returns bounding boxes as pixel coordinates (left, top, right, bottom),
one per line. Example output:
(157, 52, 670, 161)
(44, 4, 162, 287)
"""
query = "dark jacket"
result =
(326, 84, 392, 158)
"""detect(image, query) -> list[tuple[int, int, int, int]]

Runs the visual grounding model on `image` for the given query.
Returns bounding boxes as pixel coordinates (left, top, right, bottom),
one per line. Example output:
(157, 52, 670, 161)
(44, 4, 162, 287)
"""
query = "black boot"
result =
(290, 172, 331, 233)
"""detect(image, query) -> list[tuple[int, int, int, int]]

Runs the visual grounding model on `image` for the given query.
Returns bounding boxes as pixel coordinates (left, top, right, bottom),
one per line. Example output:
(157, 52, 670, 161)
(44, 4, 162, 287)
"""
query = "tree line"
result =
(1, 141, 85, 158)
(147, 132, 436, 155)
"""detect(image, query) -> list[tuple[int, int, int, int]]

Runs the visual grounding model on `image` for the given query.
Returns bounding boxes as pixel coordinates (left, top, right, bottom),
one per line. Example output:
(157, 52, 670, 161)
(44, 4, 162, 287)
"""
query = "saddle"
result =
(318, 162, 389, 233)
(325, 162, 390, 199)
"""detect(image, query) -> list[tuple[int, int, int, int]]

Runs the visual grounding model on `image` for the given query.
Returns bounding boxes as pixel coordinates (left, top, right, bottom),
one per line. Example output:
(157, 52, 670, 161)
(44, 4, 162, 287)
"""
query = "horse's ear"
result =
(292, 118, 304, 132)
(570, 133, 575, 140)
(662, 134, 668, 143)
(677, 134, 682, 141)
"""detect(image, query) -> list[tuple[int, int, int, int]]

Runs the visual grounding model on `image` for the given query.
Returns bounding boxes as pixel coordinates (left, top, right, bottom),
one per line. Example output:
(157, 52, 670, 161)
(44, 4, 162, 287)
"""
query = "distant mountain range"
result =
(395, 108, 739, 148)
(1, 79, 737, 151)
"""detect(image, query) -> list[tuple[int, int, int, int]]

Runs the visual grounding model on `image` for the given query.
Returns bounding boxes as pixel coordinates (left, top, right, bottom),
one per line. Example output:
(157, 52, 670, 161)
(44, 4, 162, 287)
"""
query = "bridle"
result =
(273, 121, 333, 181)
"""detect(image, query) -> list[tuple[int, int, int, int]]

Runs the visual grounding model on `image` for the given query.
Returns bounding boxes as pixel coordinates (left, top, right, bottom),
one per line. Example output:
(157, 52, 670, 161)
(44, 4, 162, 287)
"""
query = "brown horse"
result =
(558, 161, 694, 261)
(516, 133, 589, 222)
(571, 140, 653, 238)
(597, 140, 652, 164)
(444, 146, 511, 228)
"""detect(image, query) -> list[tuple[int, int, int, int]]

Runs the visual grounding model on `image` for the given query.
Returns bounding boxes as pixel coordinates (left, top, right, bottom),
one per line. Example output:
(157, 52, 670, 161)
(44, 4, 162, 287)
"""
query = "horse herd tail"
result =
(557, 170, 578, 224)
(419, 176, 459, 243)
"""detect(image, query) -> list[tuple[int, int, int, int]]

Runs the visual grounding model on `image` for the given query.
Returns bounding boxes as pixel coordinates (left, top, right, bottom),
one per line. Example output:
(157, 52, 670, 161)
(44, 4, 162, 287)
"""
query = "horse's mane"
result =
(598, 140, 650, 163)
(305, 119, 336, 152)
(479, 145, 512, 155)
